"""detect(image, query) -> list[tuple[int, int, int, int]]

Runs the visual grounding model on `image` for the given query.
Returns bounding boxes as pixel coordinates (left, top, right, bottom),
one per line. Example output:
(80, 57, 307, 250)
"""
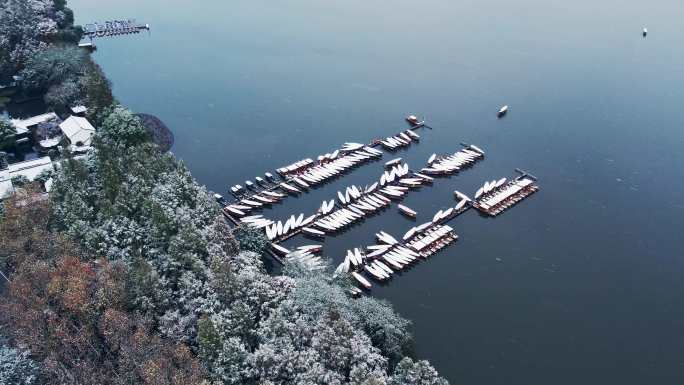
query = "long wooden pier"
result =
(82, 19, 150, 39)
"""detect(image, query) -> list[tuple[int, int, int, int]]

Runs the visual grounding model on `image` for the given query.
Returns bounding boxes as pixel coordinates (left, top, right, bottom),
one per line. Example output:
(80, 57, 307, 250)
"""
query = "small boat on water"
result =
(272, 243, 291, 255)
(352, 272, 372, 289)
(497, 105, 509, 118)
(302, 227, 325, 238)
(455, 199, 468, 211)
(245, 180, 255, 189)
(398, 204, 417, 218)
(642, 27, 648, 37)
(255, 176, 266, 185)
(406, 130, 420, 140)
(214, 193, 226, 204)
(385, 158, 403, 168)
(265, 172, 275, 181)
(470, 144, 485, 155)
(280, 182, 301, 194)
(427, 154, 437, 165)
(406, 115, 424, 127)
(454, 190, 469, 201)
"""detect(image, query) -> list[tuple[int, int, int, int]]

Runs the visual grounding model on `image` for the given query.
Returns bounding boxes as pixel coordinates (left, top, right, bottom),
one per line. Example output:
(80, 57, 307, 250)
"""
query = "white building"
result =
(0, 169, 12, 199)
(59, 115, 96, 153)
(0, 157, 54, 199)
(10, 112, 59, 136)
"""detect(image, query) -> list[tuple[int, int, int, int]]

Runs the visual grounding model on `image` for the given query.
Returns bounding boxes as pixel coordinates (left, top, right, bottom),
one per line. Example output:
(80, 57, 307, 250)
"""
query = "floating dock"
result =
(82, 19, 150, 39)
(420, 144, 485, 176)
(472, 171, 539, 216)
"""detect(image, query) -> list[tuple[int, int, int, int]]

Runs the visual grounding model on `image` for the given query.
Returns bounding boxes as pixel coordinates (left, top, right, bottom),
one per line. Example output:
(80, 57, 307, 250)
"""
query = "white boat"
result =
(470, 144, 485, 155)
(347, 250, 358, 266)
(298, 245, 322, 253)
(455, 199, 468, 211)
(642, 27, 648, 37)
(302, 227, 325, 237)
(225, 207, 245, 217)
(293, 178, 309, 189)
(354, 248, 364, 265)
(383, 255, 403, 269)
(427, 154, 437, 165)
(280, 182, 300, 194)
(364, 265, 386, 281)
(283, 219, 292, 235)
(398, 204, 417, 218)
(475, 187, 484, 199)
(366, 182, 378, 193)
(343, 255, 351, 272)
(333, 262, 345, 277)
(432, 210, 443, 223)
(403, 227, 417, 241)
(454, 190, 469, 201)
(272, 243, 290, 255)
(338, 191, 346, 205)
(497, 105, 509, 117)
(385, 158, 402, 168)
(352, 272, 372, 289)
(242, 199, 262, 207)
(367, 244, 391, 251)
(496, 178, 507, 188)
(245, 181, 254, 189)
(375, 261, 394, 274)
(276, 221, 284, 236)
(406, 130, 420, 140)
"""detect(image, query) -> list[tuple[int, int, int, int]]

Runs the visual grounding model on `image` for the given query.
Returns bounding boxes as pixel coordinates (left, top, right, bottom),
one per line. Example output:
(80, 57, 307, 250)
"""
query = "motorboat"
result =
(497, 105, 509, 118)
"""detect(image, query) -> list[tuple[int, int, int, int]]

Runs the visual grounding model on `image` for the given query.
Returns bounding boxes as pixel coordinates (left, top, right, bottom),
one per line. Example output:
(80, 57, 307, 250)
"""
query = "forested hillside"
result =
(0, 2, 449, 384)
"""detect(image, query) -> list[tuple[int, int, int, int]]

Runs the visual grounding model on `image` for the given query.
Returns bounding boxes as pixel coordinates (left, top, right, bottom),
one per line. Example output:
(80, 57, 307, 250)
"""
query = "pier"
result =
(472, 170, 540, 216)
(82, 19, 150, 39)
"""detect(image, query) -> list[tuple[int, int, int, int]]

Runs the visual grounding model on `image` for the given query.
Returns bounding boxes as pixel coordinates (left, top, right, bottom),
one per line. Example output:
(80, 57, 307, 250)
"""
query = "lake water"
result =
(68, 0, 684, 383)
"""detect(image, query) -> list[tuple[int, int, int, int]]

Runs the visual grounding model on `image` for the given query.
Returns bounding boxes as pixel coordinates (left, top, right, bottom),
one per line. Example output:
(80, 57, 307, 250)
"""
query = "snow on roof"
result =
(71, 105, 87, 114)
(10, 112, 59, 135)
(44, 178, 54, 192)
(8, 156, 53, 182)
(0, 169, 13, 199)
(59, 116, 96, 148)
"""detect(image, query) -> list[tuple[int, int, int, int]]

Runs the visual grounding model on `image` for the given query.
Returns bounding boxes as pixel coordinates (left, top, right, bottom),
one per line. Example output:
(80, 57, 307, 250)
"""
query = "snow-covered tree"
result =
(0, 345, 40, 385)
(0, 0, 80, 77)
(389, 358, 449, 385)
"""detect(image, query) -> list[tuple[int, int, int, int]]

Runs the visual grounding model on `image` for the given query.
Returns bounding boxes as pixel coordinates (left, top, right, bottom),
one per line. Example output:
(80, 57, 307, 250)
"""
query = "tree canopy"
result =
(0, 0, 81, 78)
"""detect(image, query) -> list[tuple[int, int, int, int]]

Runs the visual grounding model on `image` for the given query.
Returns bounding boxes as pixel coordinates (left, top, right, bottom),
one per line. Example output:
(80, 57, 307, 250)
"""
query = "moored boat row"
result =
(420, 145, 485, 176)
(311, 162, 429, 235)
(265, 213, 317, 241)
(380, 129, 420, 151)
(472, 174, 539, 216)
(339, 222, 459, 290)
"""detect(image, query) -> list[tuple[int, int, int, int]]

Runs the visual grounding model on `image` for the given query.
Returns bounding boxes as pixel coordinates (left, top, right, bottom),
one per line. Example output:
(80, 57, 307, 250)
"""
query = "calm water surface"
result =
(69, 0, 684, 383)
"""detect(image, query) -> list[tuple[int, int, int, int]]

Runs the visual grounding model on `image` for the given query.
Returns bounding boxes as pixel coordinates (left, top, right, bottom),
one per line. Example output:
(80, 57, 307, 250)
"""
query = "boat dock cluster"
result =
(332, 192, 474, 289)
(308, 161, 432, 235)
(421, 145, 485, 176)
(217, 116, 539, 292)
(281, 245, 325, 271)
(472, 172, 539, 216)
(334, 221, 460, 288)
(379, 129, 421, 150)
(223, 143, 385, 219)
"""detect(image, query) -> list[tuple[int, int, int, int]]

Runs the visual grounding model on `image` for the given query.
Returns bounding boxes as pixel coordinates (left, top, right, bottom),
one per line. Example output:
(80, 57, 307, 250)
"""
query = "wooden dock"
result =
(472, 172, 540, 216)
